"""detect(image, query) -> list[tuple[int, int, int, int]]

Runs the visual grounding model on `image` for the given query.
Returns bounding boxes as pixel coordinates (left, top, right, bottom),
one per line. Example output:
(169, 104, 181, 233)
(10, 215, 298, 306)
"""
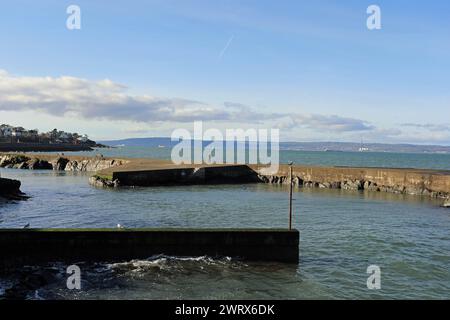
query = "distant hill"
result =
(100, 137, 175, 147)
(99, 137, 450, 154)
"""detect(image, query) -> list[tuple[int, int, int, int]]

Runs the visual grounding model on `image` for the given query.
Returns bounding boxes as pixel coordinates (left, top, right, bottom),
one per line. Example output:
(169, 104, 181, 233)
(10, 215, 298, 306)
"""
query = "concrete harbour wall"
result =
(255, 165, 450, 199)
(0, 228, 300, 268)
(112, 165, 261, 186)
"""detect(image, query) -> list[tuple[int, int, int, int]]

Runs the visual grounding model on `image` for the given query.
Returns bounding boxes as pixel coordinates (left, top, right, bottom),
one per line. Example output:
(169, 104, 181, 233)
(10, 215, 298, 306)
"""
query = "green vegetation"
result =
(92, 173, 113, 181)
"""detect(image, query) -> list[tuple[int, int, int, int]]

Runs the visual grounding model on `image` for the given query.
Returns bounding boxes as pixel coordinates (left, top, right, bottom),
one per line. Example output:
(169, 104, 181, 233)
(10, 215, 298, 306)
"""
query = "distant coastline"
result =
(0, 143, 94, 152)
(98, 137, 450, 154)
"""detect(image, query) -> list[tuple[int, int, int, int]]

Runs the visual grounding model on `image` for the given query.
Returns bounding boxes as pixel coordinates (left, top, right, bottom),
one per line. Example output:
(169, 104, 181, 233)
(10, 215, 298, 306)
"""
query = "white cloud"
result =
(401, 123, 450, 132)
(280, 114, 374, 132)
(0, 70, 233, 122)
(0, 70, 375, 135)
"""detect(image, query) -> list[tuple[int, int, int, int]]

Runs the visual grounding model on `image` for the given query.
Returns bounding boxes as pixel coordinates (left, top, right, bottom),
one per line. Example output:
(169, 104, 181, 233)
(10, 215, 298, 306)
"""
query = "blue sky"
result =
(0, 0, 449, 143)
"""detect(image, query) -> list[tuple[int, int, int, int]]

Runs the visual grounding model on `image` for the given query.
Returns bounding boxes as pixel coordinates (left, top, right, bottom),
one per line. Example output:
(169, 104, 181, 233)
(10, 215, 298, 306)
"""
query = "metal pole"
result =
(289, 162, 293, 230)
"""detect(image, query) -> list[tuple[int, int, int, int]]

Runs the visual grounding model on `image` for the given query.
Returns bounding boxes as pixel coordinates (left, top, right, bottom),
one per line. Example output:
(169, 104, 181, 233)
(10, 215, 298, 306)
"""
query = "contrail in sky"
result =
(218, 35, 235, 59)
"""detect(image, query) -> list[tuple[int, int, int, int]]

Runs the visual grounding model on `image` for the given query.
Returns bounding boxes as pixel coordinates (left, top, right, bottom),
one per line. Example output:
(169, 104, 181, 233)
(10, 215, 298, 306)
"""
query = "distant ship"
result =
(115, 144, 125, 148)
(358, 138, 369, 152)
(158, 145, 166, 148)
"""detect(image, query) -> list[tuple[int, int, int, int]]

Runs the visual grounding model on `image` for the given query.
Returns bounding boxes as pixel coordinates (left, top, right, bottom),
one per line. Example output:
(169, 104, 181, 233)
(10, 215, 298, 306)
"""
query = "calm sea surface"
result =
(31, 146, 450, 170)
(0, 149, 449, 299)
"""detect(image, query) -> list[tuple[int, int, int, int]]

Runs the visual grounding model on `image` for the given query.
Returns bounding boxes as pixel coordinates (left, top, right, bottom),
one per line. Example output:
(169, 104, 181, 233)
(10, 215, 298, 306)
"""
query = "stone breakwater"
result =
(91, 161, 450, 204)
(0, 153, 128, 172)
(2, 153, 449, 205)
(254, 165, 450, 200)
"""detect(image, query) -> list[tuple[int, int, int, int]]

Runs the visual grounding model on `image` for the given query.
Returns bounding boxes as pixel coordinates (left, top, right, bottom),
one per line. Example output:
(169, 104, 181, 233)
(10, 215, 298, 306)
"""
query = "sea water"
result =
(0, 149, 449, 299)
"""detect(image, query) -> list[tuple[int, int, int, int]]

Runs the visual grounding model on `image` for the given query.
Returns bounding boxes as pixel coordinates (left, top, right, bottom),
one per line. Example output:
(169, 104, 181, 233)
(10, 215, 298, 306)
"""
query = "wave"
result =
(105, 254, 241, 274)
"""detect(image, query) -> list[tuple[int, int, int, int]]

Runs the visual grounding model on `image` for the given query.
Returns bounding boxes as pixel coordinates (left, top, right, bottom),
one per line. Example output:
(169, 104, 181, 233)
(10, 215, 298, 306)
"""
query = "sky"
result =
(0, 0, 449, 144)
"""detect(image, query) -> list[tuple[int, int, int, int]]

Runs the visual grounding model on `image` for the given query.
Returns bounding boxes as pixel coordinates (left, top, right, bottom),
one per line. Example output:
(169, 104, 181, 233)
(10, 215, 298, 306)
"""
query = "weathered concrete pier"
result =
(2, 152, 450, 201)
(0, 228, 300, 268)
(254, 164, 450, 199)
(91, 161, 450, 201)
(110, 165, 261, 186)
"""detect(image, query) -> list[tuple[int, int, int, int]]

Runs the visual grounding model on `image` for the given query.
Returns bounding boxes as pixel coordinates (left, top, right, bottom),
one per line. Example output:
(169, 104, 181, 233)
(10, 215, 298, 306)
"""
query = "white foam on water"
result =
(106, 255, 240, 275)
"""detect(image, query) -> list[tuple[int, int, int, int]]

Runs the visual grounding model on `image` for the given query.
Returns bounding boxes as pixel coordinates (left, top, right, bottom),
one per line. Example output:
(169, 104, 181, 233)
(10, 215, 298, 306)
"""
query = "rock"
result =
(64, 159, 124, 172)
(89, 176, 120, 188)
(0, 177, 28, 200)
(341, 180, 363, 191)
(29, 159, 53, 170)
(442, 198, 450, 208)
(330, 181, 341, 189)
(405, 186, 422, 195)
(52, 157, 69, 171)
(16, 162, 29, 169)
(64, 160, 78, 171)
(304, 181, 314, 188)
(293, 176, 303, 186)
(0, 154, 30, 168)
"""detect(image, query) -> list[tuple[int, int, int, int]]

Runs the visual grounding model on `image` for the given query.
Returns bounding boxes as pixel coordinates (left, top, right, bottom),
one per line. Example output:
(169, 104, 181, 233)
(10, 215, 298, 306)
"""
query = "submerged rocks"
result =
(89, 175, 120, 188)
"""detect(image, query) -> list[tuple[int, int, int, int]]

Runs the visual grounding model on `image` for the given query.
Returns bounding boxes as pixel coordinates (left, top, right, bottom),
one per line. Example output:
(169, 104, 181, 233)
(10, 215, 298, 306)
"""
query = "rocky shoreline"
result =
(0, 143, 93, 152)
(0, 153, 127, 172)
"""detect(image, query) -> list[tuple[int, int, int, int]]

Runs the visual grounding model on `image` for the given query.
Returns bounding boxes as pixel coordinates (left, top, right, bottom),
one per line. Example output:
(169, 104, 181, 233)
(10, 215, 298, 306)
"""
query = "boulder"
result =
(443, 198, 450, 208)
(64, 161, 78, 171)
(342, 180, 363, 191)
(29, 159, 53, 170)
(16, 162, 29, 169)
(318, 182, 331, 189)
(0, 155, 30, 168)
(330, 181, 341, 189)
(52, 157, 70, 171)
(293, 176, 303, 186)
(0, 177, 28, 200)
(89, 176, 120, 188)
